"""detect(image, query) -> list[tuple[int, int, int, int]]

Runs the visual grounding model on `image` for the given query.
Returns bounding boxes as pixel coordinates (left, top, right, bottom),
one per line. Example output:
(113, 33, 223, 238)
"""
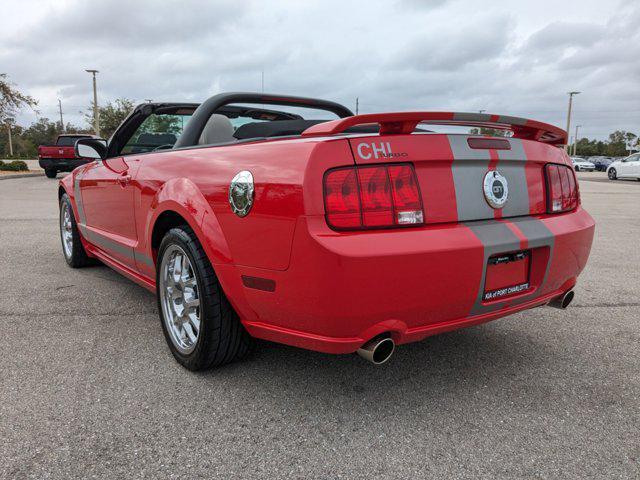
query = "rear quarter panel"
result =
(134, 137, 354, 271)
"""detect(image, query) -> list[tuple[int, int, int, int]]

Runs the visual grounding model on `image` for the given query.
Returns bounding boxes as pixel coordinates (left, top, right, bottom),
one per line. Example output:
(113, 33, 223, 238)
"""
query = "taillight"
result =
(324, 168, 361, 228)
(324, 163, 424, 230)
(545, 164, 580, 213)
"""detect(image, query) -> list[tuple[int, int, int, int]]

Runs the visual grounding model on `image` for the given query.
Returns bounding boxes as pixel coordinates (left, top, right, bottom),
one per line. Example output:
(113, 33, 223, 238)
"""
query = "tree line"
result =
(573, 131, 638, 157)
(469, 127, 638, 157)
(2, 73, 638, 158)
(0, 98, 136, 158)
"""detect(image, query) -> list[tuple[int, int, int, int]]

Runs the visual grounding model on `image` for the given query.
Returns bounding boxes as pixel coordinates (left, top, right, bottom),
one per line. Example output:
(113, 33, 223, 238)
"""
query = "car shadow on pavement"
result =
(194, 322, 563, 416)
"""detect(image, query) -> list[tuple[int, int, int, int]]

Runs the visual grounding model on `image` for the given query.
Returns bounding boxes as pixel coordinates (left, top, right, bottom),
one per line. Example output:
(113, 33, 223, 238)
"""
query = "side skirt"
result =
(85, 243, 156, 293)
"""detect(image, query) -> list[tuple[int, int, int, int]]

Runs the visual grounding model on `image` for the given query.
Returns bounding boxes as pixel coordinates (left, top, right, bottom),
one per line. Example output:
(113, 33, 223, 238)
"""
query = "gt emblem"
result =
(229, 171, 254, 217)
(483, 170, 509, 209)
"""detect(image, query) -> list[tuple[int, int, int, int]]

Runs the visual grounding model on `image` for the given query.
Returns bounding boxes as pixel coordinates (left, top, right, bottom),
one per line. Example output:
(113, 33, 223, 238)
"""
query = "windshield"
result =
(122, 113, 192, 154)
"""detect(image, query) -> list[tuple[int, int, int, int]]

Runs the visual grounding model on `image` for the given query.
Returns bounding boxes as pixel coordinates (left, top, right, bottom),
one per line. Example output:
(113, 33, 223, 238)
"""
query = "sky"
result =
(1, 0, 639, 141)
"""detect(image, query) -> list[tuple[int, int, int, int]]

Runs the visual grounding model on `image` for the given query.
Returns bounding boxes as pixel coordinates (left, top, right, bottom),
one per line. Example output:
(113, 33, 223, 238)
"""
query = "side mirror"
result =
(75, 138, 107, 160)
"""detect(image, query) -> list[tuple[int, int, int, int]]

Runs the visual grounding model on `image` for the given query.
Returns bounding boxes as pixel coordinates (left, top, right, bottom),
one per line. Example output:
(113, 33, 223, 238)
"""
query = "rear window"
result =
(56, 136, 89, 146)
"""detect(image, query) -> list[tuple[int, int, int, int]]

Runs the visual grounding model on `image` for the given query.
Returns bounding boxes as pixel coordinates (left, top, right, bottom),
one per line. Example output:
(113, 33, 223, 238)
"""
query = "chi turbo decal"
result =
(356, 142, 408, 160)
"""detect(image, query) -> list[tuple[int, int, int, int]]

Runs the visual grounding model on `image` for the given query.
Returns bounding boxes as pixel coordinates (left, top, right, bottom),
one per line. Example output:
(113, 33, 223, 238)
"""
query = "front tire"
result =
(59, 194, 91, 268)
(608, 168, 617, 180)
(156, 226, 254, 371)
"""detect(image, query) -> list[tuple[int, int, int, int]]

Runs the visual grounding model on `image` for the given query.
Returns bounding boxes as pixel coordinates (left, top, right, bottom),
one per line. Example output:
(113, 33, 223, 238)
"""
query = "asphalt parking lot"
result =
(1, 172, 638, 479)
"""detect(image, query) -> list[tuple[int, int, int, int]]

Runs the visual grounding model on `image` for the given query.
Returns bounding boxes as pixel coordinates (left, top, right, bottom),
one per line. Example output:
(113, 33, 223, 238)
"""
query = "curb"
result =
(0, 172, 44, 181)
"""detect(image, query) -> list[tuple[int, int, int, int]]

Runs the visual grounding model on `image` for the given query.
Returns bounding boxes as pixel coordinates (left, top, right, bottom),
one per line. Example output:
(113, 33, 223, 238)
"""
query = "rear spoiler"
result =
(302, 111, 567, 145)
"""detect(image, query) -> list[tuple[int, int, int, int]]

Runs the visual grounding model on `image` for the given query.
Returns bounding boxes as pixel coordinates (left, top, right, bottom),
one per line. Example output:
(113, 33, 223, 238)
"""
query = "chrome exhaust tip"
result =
(548, 289, 575, 309)
(357, 337, 395, 365)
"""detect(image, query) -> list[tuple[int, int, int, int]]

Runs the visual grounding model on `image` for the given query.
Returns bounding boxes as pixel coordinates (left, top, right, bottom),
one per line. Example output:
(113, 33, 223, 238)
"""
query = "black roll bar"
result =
(173, 92, 353, 148)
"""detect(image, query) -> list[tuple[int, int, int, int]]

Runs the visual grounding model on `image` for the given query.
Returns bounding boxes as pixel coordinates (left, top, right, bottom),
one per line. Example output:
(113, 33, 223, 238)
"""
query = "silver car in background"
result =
(570, 157, 596, 172)
(607, 153, 640, 181)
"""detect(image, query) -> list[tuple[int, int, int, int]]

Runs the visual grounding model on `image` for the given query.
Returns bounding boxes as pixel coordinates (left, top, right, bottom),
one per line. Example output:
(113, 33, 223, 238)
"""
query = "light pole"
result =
(573, 124, 582, 156)
(6, 121, 13, 157)
(564, 91, 580, 152)
(85, 69, 100, 136)
(58, 99, 65, 132)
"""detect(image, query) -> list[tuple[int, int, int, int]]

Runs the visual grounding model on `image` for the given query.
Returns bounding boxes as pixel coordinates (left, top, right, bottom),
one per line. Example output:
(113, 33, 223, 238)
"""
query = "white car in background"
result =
(607, 153, 640, 181)
(570, 157, 596, 172)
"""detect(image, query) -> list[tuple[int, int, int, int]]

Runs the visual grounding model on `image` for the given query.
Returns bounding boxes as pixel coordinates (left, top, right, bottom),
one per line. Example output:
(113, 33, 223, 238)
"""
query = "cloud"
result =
(524, 22, 606, 52)
(1, 0, 638, 139)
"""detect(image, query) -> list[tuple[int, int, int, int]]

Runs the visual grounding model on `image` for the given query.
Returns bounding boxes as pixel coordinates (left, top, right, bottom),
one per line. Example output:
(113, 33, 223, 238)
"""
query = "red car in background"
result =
(57, 93, 595, 370)
(38, 133, 97, 178)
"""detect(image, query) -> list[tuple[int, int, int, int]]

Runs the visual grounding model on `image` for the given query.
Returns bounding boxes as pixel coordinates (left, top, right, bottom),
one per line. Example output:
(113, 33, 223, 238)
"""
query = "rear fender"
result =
(145, 178, 258, 322)
(145, 177, 232, 265)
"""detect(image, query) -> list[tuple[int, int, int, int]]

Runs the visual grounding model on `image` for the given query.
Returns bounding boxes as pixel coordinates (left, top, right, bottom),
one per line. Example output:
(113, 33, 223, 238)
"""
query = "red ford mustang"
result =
(58, 92, 595, 369)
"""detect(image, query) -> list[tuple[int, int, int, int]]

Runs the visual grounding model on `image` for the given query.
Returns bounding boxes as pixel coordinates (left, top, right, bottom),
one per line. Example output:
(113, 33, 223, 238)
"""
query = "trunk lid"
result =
(347, 133, 567, 224)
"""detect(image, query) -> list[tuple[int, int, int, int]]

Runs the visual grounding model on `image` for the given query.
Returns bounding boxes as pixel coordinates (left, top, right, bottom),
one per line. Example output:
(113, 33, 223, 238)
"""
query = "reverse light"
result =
(323, 163, 424, 230)
(545, 164, 579, 213)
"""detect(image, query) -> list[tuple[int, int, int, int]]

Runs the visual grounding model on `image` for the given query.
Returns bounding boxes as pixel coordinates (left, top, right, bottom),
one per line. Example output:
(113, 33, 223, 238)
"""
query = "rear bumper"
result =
(225, 208, 595, 354)
(39, 158, 88, 171)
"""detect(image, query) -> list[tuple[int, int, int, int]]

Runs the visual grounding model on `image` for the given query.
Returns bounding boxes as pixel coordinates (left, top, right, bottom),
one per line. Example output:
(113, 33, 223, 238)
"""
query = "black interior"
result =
(233, 120, 385, 140)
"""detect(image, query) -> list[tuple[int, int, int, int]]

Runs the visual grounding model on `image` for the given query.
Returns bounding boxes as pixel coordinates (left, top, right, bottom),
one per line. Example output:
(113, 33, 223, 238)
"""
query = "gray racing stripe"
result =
(466, 216, 556, 317)
(80, 224, 154, 269)
(466, 220, 522, 316)
(509, 216, 555, 287)
(453, 112, 492, 123)
(497, 139, 530, 217)
(449, 135, 531, 220)
(78, 225, 135, 260)
(448, 135, 495, 221)
(496, 115, 527, 126)
(135, 252, 155, 268)
(496, 137, 526, 162)
(73, 172, 86, 225)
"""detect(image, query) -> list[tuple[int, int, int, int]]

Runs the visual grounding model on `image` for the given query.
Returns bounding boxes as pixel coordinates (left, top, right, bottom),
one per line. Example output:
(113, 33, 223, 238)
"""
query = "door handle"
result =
(118, 174, 131, 186)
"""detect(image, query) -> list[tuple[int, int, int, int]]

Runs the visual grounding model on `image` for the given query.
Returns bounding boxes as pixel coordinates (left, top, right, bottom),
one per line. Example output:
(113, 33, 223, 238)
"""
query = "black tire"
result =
(574, 166, 580, 172)
(608, 168, 617, 180)
(59, 193, 91, 268)
(156, 226, 254, 371)
(45, 168, 57, 178)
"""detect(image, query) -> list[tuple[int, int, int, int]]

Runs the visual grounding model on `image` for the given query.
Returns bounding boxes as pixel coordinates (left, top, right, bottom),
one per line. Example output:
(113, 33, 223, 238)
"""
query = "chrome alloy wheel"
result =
(60, 201, 73, 258)
(159, 245, 201, 354)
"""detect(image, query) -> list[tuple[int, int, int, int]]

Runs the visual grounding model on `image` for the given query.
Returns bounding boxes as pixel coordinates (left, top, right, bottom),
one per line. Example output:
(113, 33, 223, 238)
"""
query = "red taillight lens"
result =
(324, 164, 423, 230)
(357, 166, 394, 227)
(388, 164, 424, 224)
(546, 164, 579, 213)
(324, 168, 361, 228)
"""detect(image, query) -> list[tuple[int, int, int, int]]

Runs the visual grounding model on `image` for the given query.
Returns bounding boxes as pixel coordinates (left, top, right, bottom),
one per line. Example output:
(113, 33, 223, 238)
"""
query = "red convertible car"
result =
(58, 92, 595, 369)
